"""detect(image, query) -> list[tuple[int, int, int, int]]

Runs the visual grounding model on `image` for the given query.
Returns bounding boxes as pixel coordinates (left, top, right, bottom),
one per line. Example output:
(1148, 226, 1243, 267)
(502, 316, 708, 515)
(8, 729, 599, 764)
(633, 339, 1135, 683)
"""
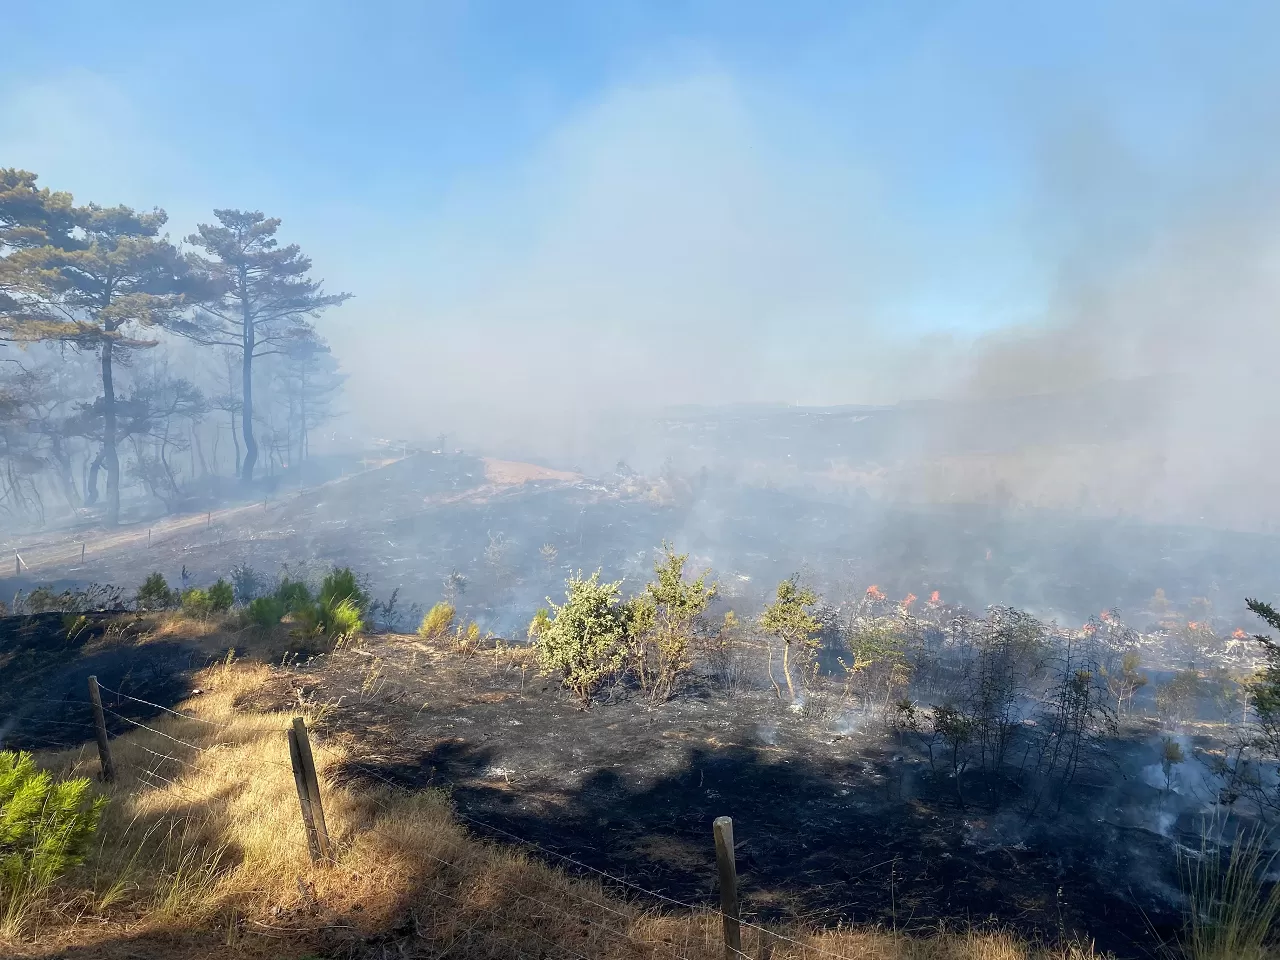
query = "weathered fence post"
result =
(81, 542, 86, 562)
(86, 676, 115, 782)
(147, 528, 151, 547)
(288, 717, 332, 863)
(713, 816, 741, 960)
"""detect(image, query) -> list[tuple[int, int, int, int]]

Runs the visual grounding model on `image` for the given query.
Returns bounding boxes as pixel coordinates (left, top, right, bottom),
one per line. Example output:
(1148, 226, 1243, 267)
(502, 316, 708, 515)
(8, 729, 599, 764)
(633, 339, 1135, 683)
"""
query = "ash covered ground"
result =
(6, 449, 1277, 637)
(4, 449, 1279, 958)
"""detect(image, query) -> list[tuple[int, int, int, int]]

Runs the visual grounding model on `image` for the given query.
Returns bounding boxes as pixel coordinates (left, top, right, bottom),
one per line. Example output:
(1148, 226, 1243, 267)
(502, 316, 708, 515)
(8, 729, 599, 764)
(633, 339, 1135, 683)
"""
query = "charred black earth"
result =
(246, 634, 1192, 959)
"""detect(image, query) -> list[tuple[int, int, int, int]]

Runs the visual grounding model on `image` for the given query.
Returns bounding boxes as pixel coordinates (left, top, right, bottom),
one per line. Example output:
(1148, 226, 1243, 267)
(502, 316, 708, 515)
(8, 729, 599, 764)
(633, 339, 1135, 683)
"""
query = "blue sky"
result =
(4, 1, 1279, 448)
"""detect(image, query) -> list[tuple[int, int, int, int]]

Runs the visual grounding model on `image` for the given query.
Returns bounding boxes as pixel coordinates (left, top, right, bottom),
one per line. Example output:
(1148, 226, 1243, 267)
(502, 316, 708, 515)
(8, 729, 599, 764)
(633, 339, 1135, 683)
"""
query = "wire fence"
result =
(9, 675, 874, 960)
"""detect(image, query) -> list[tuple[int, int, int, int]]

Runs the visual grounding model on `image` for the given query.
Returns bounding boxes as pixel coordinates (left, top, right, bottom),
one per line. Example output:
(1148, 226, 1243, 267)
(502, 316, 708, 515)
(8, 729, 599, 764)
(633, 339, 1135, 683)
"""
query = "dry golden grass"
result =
(4, 658, 1106, 960)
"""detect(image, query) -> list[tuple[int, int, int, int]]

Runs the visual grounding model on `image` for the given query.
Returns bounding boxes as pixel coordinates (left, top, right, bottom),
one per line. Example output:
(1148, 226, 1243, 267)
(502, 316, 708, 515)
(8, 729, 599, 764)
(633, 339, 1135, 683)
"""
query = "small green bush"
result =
(135, 573, 176, 612)
(324, 597, 364, 644)
(247, 596, 286, 630)
(274, 578, 314, 613)
(0, 751, 105, 937)
(535, 571, 638, 701)
(180, 588, 212, 620)
(319, 567, 368, 612)
(208, 579, 234, 613)
(418, 602, 455, 641)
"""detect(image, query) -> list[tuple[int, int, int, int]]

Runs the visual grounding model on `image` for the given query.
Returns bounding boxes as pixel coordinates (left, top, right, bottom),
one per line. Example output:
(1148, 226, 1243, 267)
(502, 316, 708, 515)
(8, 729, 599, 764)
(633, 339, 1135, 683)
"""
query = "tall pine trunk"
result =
(101, 337, 120, 525)
(229, 409, 241, 476)
(239, 273, 257, 484)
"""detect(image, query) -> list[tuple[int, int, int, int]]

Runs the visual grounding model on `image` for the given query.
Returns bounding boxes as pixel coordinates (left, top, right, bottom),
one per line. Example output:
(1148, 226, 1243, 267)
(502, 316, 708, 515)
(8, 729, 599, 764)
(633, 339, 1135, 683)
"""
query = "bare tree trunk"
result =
(228, 409, 241, 476)
(86, 447, 105, 505)
(49, 434, 81, 511)
(239, 272, 258, 484)
(782, 641, 796, 702)
(101, 338, 120, 525)
(192, 425, 209, 477)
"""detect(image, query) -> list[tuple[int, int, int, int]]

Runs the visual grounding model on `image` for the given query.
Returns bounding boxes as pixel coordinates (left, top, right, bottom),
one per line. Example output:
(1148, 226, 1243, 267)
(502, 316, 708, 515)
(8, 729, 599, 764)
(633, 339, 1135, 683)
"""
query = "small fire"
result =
(900, 593, 918, 611)
(1083, 623, 1097, 634)
(1233, 628, 1248, 640)
(1188, 621, 1200, 630)
(929, 590, 941, 605)
(866, 585, 886, 601)
(1100, 610, 1113, 622)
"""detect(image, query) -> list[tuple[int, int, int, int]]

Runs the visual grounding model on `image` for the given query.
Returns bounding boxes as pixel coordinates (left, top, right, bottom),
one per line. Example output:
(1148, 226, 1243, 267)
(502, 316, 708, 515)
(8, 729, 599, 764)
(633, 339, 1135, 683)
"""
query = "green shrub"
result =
(527, 608, 550, 642)
(418, 602, 455, 641)
(247, 596, 286, 630)
(319, 567, 368, 612)
(323, 597, 364, 644)
(135, 573, 176, 612)
(273, 578, 313, 613)
(180, 588, 212, 620)
(534, 571, 639, 701)
(0, 751, 105, 937)
(207, 579, 234, 613)
(454, 620, 482, 657)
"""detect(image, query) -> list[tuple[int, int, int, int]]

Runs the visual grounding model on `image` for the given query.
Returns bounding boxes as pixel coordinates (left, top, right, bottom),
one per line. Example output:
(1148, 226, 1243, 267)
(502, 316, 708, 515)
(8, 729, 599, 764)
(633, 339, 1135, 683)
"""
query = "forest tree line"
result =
(0, 169, 350, 526)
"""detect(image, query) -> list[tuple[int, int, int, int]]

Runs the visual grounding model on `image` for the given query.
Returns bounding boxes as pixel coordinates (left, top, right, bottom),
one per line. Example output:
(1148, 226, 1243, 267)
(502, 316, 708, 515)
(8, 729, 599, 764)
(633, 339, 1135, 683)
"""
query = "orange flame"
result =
(1100, 610, 1113, 622)
(866, 585, 886, 601)
(929, 590, 941, 604)
(1083, 623, 1097, 634)
(901, 593, 918, 611)
(1188, 621, 1200, 630)
(1233, 628, 1248, 640)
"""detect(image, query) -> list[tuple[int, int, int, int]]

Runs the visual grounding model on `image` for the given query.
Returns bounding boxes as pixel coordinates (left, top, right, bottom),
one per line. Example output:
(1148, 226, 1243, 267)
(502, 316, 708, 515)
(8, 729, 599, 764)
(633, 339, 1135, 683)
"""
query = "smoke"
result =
(330, 69, 915, 462)
(325, 33, 1280, 529)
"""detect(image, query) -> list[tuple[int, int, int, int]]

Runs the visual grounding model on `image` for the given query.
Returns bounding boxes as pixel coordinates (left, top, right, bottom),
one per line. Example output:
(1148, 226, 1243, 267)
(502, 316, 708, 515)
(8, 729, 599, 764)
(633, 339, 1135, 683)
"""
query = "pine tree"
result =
(182, 211, 349, 484)
(1, 174, 196, 524)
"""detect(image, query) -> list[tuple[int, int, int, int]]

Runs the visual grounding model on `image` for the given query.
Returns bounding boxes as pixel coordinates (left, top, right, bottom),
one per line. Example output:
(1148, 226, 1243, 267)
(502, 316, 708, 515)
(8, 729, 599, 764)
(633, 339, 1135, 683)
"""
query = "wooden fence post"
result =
(713, 816, 741, 960)
(86, 676, 115, 782)
(288, 717, 332, 863)
(147, 528, 151, 547)
(288, 723, 321, 862)
(81, 542, 86, 562)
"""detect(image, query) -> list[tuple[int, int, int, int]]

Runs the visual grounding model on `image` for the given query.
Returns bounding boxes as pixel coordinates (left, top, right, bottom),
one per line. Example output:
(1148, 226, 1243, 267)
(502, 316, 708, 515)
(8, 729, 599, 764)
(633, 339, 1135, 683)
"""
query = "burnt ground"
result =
(232, 634, 1194, 960)
(6, 451, 1280, 638)
(0, 612, 232, 752)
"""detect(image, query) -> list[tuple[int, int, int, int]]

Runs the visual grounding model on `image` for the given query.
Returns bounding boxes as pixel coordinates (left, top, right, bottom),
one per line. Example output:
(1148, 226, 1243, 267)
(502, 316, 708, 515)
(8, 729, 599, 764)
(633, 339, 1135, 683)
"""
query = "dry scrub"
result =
(5, 656, 1105, 960)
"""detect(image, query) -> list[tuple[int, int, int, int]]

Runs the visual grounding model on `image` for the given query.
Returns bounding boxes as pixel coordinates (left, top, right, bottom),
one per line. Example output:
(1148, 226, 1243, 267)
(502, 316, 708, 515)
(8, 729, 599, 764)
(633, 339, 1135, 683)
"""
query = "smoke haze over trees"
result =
(0, 170, 350, 524)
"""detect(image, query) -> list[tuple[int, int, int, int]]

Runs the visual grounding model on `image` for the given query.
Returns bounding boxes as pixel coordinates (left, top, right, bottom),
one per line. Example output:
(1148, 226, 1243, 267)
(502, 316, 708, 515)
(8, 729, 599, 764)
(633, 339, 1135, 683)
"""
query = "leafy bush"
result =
(207, 578, 234, 613)
(759, 577, 820, 702)
(247, 596, 286, 630)
(180, 588, 212, 620)
(135, 573, 177, 612)
(534, 571, 639, 701)
(527, 608, 550, 642)
(229, 563, 264, 604)
(274, 578, 313, 613)
(319, 567, 368, 612)
(0, 751, 105, 937)
(418, 602, 455, 641)
(323, 597, 364, 645)
(630, 543, 717, 701)
(454, 621, 481, 657)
